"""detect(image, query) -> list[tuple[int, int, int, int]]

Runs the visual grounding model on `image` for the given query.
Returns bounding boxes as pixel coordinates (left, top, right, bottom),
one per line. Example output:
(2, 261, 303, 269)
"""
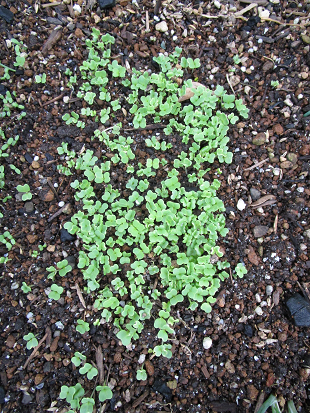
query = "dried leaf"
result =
(178, 81, 207, 102)
(95, 346, 104, 384)
(42, 27, 63, 56)
(250, 195, 276, 208)
(75, 283, 86, 308)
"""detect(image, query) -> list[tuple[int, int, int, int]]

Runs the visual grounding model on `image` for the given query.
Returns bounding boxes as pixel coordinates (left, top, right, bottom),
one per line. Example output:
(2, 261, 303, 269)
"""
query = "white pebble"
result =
(266, 285, 273, 295)
(55, 321, 64, 330)
(203, 337, 213, 350)
(237, 199, 246, 211)
(34, 156, 39, 161)
(58, 201, 65, 207)
(255, 306, 263, 316)
(138, 354, 146, 364)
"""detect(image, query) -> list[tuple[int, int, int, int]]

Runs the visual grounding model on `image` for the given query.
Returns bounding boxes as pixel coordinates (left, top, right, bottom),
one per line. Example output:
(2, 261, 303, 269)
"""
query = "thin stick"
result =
(41, 2, 62, 7)
(154, 0, 162, 16)
(235, 3, 258, 17)
(244, 158, 268, 171)
(23, 333, 48, 369)
(42, 93, 64, 107)
(48, 203, 70, 222)
(146, 11, 150, 31)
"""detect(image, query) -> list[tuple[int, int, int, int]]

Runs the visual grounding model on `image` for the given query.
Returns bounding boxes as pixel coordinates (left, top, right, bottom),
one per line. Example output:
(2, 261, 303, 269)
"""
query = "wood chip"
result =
(42, 27, 63, 56)
(201, 365, 210, 379)
(74, 283, 86, 308)
(95, 346, 104, 384)
(23, 333, 48, 369)
(178, 81, 206, 102)
(132, 390, 149, 409)
(250, 195, 277, 208)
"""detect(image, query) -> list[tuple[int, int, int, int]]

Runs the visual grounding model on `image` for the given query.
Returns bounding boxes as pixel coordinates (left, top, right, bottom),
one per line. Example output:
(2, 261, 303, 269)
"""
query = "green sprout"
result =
(23, 332, 38, 350)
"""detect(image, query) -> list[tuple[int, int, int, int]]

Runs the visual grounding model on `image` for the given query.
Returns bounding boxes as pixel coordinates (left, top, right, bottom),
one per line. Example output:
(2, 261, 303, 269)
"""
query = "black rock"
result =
(152, 378, 172, 402)
(0, 84, 8, 97)
(98, 0, 116, 9)
(60, 228, 75, 242)
(0, 386, 5, 404)
(286, 293, 310, 327)
(244, 324, 253, 337)
(24, 153, 33, 164)
(15, 69, 24, 76)
(0, 6, 14, 24)
(45, 153, 54, 162)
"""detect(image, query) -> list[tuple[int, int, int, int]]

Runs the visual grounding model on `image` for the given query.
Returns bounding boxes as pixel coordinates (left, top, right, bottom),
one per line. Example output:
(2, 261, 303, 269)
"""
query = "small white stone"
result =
(58, 201, 65, 207)
(266, 285, 273, 295)
(297, 187, 304, 193)
(11, 282, 19, 290)
(63, 96, 70, 103)
(34, 155, 39, 161)
(172, 35, 177, 41)
(237, 199, 246, 211)
(203, 337, 213, 350)
(214, 0, 221, 9)
(255, 293, 261, 303)
(55, 321, 64, 330)
(155, 21, 168, 32)
(138, 354, 146, 364)
(298, 94, 303, 99)
(255, 306, 263, 316)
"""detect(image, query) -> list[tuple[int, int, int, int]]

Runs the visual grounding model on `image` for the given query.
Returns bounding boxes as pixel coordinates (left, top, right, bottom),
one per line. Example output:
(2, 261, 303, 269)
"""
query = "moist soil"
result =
(1, 1, 310, 412)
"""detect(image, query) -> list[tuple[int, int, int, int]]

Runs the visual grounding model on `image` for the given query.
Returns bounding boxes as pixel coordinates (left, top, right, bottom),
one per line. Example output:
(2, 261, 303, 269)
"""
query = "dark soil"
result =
(1, 1, 310, 412)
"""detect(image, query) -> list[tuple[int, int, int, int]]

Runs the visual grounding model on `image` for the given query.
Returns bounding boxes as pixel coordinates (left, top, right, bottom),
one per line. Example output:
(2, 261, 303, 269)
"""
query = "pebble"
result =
(252, 132, 266, 145)
(55, 321, 64, 330)
(273, 123, 284, 135)
(0, 6, 14, 24)
(24, 153, 33, 164)
(138, 354, 146, 364)
(237, 199, 246, 211)
(203, 337, 212, 349)
(255, 306, 263, 316)
(266, 285, 273, 296)
(145, 360, 154, 376)
(225, 360, 235, 374)
(98, 0, 116, 8)
(60, 228, 75, 242)
(22, 393, 33, 405)
(25, 202, 34, 213)
(287, 153, 298, 164)
(253, 225, 269, 238)
(247, 384, 259, 401)
(155, 21, 168, 32)
(250, 188, 261, 201)
(244, 324, 253, 337)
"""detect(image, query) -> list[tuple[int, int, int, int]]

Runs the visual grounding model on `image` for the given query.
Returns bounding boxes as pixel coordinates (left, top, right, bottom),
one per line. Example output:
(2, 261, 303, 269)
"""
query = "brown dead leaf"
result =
(42, 27, 63, 56)
(74, 283, 86, 308)
(178, 81, 206, 102)
(250, 195, 276, 208)
(96, 346, 104, 384)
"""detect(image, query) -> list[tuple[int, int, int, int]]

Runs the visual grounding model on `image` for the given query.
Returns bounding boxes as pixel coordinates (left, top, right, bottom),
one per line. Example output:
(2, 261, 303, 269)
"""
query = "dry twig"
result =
(23, 333, 48, 369)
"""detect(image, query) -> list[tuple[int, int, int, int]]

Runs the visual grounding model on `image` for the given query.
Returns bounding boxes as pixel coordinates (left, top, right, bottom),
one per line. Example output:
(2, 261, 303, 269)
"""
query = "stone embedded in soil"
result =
(287, 153, 298, 164)
(60, 228, 75, 242)
(301, 34, 310, 44)
(203, 337, 212, 349)
(247, 384, 259, 401)
(244, 324, 253, 337)
(22, 393, 33, 405)
(25, 202, 34, 213)
(250, 188, 261, 201)
(24, 153, 33, 164)
(273, 123, 284, 135)
(253, 225, 269, 238)
(252, 132, 266, 145)
(98, 0, 116, 8)
(237, 199, 246, 211)
(6, 335, 15, 348)
(0, 6, 14, 23)
(262, 60, 274, 72)
(280, 160, 294, 169)
(286, 293, 310, 327)
(152, 378, 172, 401)
(155, 21, 168, 32)
(225, 360, 235, 374)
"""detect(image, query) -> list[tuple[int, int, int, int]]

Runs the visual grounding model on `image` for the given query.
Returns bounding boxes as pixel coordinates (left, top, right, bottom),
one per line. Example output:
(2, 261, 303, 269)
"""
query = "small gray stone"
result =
(22, 392, 33, 405)
(25, 202, 34, 213)
(266, 285, 273, 296)
(253, 225, 269, 238)
(15, 193, 23, 202)
(250, 188, 261, 201)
